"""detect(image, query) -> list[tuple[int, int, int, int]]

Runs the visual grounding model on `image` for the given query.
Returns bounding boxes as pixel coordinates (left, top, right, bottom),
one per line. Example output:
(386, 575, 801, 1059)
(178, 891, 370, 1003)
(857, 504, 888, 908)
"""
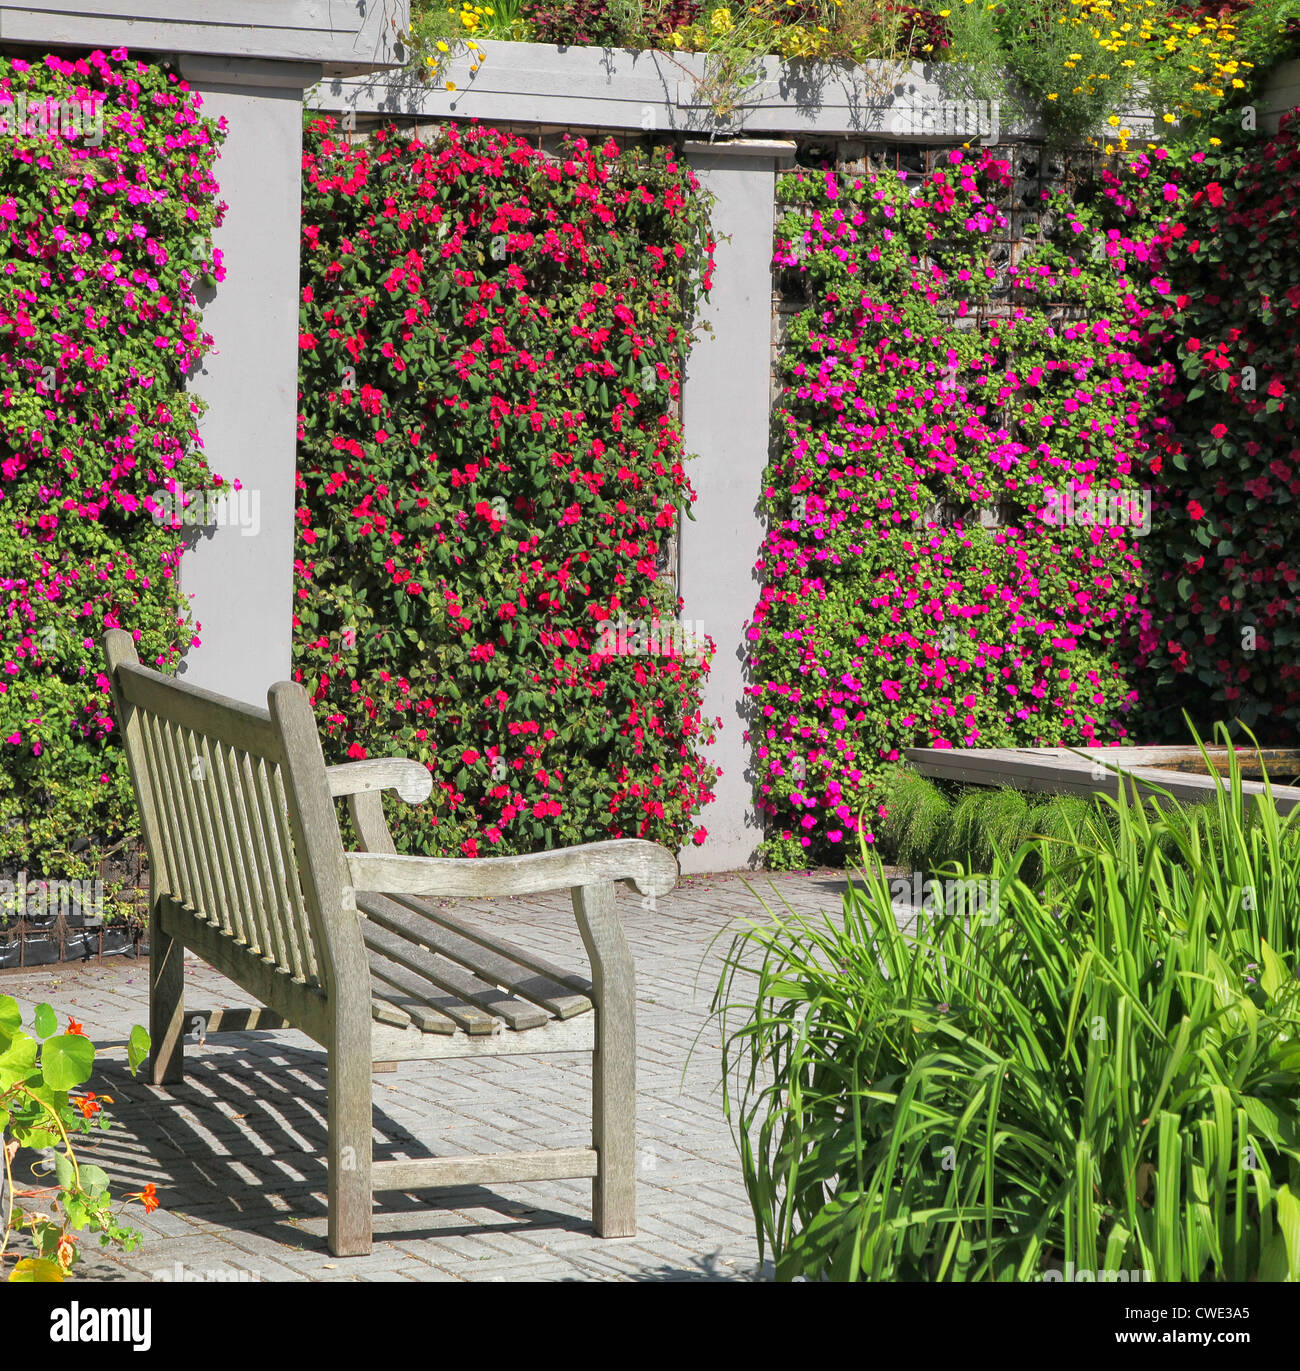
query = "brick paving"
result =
(1, 868, 864, 1283)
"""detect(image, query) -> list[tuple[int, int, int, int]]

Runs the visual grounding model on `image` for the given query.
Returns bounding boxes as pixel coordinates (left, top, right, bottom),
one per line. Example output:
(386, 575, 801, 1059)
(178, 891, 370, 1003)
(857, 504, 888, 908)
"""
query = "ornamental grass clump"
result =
(714, 725, 1300, 1281)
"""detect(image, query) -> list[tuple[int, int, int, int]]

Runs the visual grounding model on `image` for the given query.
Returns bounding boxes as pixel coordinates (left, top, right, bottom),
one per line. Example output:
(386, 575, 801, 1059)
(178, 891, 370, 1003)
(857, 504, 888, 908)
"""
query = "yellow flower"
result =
(939, 7, 951, 13)
(436, 39, 449, 50)
(1107, 114, 1120, 125)
(1209, 136, 1221, 145)
(446, 80, 457, 90)
(1047, 92, 1059, 100)
(1161, 111, 1176, 122)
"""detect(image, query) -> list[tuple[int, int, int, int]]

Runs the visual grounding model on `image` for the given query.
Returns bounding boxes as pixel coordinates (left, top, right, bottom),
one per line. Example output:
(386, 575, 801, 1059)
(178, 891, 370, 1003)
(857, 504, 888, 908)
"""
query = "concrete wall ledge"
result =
(0, 0, 408, 76)
(312, 38, 1187, 142)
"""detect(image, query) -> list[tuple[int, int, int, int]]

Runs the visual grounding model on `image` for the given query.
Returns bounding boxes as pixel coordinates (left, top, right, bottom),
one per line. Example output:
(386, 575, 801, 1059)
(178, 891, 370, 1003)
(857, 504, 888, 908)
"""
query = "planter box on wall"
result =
(317, 39, 1161, 142)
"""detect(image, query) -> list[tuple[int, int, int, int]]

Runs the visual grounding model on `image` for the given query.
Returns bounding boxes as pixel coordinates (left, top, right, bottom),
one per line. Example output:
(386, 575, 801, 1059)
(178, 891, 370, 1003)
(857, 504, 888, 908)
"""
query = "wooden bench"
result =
(102, 630, 677, 1256)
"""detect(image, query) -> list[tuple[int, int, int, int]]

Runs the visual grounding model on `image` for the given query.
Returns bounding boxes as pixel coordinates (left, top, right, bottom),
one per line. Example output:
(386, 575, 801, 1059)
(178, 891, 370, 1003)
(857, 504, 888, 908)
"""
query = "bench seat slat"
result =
(361, 922, 550, 1031)
(371, 995, 412, 1029)
(355, 892, 593, 1020)
(366, 947, 500, 1034)
(374, 893, 595, 997)
(368, 976, 459, 1035)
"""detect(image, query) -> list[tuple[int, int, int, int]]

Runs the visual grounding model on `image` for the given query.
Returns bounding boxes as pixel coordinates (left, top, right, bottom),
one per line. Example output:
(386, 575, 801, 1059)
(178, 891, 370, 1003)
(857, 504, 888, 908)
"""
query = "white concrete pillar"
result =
(679, 140, 793, 873)
(175, 57, 321, 704)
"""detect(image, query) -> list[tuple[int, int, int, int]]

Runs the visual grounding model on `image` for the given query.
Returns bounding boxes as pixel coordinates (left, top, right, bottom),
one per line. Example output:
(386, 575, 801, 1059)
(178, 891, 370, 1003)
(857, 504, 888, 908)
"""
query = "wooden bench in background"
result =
(102, 630, 677, 1257)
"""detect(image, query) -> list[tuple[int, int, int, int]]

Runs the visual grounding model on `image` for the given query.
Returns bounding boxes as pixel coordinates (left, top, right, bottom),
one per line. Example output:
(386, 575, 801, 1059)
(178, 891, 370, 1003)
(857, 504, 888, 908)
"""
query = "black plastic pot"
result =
(100, 927, 136, 958)
(21, 932, 59, 965)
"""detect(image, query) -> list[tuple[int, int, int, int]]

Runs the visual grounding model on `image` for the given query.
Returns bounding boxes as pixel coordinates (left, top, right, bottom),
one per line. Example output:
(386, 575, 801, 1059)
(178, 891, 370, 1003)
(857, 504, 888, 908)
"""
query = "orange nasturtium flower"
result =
(126, 1182, 160, 1214)
(66, 1018, 86, 1036)
(76, 1092, 102, 1120)
(56, 1235, 78, 1272)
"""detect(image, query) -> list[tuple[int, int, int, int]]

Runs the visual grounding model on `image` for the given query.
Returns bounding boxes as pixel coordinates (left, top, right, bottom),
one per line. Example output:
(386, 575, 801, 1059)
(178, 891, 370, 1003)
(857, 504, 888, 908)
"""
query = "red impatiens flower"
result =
(1187, 501, 1206, 521)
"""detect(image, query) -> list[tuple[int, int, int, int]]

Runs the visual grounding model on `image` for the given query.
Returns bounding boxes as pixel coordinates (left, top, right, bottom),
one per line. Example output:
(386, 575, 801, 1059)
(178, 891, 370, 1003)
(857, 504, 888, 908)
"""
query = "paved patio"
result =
(2, 868, 859, 1283)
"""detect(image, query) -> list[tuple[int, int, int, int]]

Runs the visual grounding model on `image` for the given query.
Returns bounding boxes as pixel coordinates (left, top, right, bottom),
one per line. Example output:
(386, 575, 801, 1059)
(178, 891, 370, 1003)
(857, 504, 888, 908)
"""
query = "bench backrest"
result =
(102, 630, 359, 1008)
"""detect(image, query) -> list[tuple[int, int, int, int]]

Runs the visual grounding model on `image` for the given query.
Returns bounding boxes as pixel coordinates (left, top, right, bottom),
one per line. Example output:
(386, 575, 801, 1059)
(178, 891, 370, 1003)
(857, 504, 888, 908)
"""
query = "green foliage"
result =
(1126, 113, 1300, 737)
(1, 996, 152, 1280)
(714, 724, 1300, 1281)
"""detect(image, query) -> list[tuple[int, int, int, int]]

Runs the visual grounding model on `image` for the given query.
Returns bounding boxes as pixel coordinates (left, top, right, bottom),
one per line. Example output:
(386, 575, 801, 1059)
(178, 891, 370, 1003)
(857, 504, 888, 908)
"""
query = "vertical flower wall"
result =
(295, 119, 718, 858)
(1119, 112, 1300, 736)
(752, 147, 1164, 867)
(0, 50, 225, 881)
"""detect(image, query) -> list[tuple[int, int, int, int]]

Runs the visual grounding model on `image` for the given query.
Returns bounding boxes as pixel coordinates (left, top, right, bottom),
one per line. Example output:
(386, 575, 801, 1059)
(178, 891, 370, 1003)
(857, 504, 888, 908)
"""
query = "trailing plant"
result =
(0, 49, 225, 889)
(714, 724, 1300, 1281)
(296, 118, 718, 858)
(1, 996, 153, 1281)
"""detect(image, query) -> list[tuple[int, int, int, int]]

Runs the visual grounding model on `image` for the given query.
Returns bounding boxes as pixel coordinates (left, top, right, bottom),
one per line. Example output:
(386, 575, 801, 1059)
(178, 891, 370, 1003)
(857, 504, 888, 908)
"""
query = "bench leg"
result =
(327, 1044, 373, 1257)
(149, 915, 185, 1087)
(574, 883, 637, 1238)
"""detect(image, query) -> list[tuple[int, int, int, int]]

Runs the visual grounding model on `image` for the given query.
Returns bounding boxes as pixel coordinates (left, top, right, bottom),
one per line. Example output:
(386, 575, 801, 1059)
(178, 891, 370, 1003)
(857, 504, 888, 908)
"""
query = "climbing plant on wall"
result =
(0, 49, 225, 886)
(753, 148, 1164, 867)
(296, 118, 718, 857)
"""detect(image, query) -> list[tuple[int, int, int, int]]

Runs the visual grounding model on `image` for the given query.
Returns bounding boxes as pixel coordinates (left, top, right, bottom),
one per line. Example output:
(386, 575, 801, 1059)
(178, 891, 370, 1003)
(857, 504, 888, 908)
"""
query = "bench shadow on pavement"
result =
(85, 1040, 756, 1280)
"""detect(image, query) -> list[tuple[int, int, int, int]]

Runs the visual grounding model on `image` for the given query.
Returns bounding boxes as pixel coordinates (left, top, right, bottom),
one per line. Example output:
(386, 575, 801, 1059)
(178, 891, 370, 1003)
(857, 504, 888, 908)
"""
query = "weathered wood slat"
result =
(113, 661, 281, 757)
(196, 734, 244, 946)
(366, 947, 498, 1034)
(356, 892, 593, 1020)
(136, 709, 185, 904)
(371, 996, 412, 1029)
(381, 895, 595, 996)
(246, 754, 298, 978)
(326, 758, 433, 803)
(367, 977, 458, 1035)
(205, 738, 254, 952)
(370, 1012, 596, 1062)
(362, 924, 548, 1031)
(225, 747, 276, 963)
(347, 839, 678, 901)
(144, 711, 202, 913)
(372, 1148, 600, 1192)
(270, 764, 322, 987)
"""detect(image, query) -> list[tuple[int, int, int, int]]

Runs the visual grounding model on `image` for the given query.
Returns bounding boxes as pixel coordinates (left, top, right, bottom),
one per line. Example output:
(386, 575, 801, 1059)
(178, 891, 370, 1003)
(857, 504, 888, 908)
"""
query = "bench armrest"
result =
(325, 759, 433, 804)
(327, 760, 432, 857)
(345, 840, 678, 901)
